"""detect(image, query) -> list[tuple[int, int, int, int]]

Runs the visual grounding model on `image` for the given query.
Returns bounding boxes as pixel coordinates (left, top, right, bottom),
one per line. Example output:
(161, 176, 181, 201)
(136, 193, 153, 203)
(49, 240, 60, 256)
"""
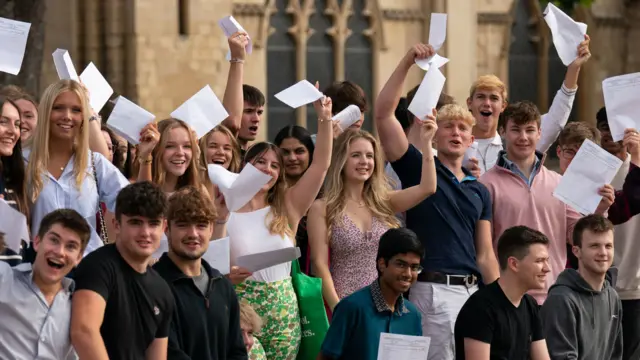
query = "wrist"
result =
(229, 58, 245, 64)
(89, 114, 101, 123)
(138, 155, 153, 165)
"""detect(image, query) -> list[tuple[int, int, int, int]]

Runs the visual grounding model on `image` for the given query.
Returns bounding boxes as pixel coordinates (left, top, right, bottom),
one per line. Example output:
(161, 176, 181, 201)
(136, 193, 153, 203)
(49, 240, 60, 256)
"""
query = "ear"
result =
(33, 235, 42, 252)
(556, 145, 562, 158)
(572, 245, 581, 260)
(466, 97, 472, 109)
(376, 258, 386, 274)
(501, 100, 508, 112)
(507, 256, 518, 272)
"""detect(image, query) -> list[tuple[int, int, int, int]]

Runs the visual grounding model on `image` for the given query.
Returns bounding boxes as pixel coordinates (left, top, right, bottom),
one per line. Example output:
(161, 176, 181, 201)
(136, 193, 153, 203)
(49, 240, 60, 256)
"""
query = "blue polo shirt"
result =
(320, 280, 422, 360)
(391, 144, 492, 276)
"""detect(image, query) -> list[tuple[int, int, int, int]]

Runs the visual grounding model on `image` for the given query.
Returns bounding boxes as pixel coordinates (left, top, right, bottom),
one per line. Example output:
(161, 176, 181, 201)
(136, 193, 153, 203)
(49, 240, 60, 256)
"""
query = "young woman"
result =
(199, 124, 242, 201)
(0, 85, 38, 143)
(25, 80, 129, 256)
(226, 92, 333, 360)
(307, 115, 437, 312)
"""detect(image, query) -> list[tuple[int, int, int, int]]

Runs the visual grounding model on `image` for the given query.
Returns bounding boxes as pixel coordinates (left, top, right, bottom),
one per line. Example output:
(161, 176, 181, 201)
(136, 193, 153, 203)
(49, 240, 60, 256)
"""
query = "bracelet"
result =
(215, 219, 228, 225)
(229, 58, 245, 64)
(138, 156, 153, 165)
(89, 115, 100, 122)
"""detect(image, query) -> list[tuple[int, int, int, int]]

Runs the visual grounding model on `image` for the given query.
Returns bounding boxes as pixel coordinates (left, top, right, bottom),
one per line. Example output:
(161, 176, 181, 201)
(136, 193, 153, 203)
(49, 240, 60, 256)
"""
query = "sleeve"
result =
(612, 297, 624, 360)
(167, 315, 192, 360)
(537, 84, 577, 154)
(528, 296, 544, 342)
(539, 292, 578, 359)
(0, 260, 12, 287)
(73, 252, 113, 300)
(320, 300, 357, 359)
(455, 297, 495, 344)
(156, 291, 175, 338)
(565, 204, 581, 245)
(477, 183, 493, 221)
(227, 281, 249, 360)
(390, 144, 424, 189)
(94, 152, 129, 213)
(608, 163, 640, 225)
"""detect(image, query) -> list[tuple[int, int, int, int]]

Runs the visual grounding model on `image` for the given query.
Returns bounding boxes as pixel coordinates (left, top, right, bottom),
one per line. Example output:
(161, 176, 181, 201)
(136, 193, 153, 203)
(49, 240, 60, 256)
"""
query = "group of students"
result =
(0, 23, 639, 360)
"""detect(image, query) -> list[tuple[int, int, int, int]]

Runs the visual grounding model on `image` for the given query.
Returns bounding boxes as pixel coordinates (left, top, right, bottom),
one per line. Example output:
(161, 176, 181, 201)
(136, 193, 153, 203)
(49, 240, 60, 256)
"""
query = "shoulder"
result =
(146, 268, 176, 303)
(337, 287, 370, 312)
(76, 245, 118, 273)
(479, 168, 501, 184)
(404, 298, 420, 316)
(542, 167, 563, 184)
(309, 199, 327, 216)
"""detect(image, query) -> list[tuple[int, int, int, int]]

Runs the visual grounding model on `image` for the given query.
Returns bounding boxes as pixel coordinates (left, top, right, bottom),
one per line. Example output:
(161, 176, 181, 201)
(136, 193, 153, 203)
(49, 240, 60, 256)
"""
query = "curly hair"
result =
(503, 101, 541, 129)
(115, 181, 167, 221)
(167, 186, 217, 224)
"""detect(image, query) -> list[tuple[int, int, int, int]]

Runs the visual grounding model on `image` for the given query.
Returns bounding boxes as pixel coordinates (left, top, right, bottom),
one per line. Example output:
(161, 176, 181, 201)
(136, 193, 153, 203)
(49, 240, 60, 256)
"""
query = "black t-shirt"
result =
(74, 244, 175, 359)
(454, 280, 544, 360)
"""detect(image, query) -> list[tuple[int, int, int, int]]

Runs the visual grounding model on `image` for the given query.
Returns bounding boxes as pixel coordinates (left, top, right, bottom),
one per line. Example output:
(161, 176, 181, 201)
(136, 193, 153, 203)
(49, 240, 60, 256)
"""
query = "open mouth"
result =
(450, 139, 462, 146)
(0, 137, 15, 146)
(58, 123, 73, 130)
(211, 158, 226, 165)
(47, 259, 64, 269)
(479, 110, 492, 117)
(248, 126, 258, 133)
(170, 160, 186, 166)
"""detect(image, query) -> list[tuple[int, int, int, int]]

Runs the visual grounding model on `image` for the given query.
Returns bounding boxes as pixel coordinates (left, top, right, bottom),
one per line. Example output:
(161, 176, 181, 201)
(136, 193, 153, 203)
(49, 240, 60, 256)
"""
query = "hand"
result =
(418, 108, 438, 143)
(214, 190, 230, 222)
(622, 128, 640, 155)
(595, 184, 615, 215)
(227, 266, 253, 285)
(137, 122, 160, 159)
(332, 120, 343, 138)
(570, 34, 591, 68)
(313, 82, 333, 122)
(79, 82, 99, 117)
(467, 157, 481, 178)
(404, 43, 435, 66)
(228, 31, 249, 60)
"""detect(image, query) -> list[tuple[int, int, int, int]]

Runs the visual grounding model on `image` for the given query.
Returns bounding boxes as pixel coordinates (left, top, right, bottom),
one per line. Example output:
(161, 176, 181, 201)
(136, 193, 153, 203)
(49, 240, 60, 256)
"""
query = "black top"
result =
(74, 244, 175, 360)
(153, 254, 248, 360)
(454, 280, 544, 360)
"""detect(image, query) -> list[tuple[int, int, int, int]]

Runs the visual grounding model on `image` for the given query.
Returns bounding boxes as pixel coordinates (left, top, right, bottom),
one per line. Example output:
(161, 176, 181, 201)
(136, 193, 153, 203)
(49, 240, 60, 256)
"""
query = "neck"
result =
(168, 251, 202, 277)
(407, 125, 422, 148)
(437, 152, 465, 179)
(162, 173, 179, 193)
(578, 266, 606, 291)
(239, 138, 249, 151)
(507, 152, 537, 177)
(116, 241, 149, 273)
(497, 274, 528, 306)
(239, 192, 269, 212)
(31, 264, 63, 304)
(472, 124, 498, 140)
(48, 137, 74, 158)
(378, 278, 400, 311)
(286, 175, 301, 187)
(343, 180, 365, 202)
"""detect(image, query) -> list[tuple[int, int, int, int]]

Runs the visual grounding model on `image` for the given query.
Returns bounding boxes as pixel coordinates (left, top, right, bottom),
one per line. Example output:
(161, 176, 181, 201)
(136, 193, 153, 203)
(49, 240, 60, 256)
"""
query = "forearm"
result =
(221, 62, 244, 133)
(136, 161, 153, 182)
(212, 222, 227, 239)
(88, 120, 110, 157)
(314, 263, 340, 310)
(477, 253, 499, 284)
(72, 330, 110, 360)
(312, 114, 334, 171)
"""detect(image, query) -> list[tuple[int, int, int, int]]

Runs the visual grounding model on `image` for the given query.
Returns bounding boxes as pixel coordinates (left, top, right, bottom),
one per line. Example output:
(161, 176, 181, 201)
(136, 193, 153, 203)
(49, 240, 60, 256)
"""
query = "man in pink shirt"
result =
(479, 101, 613, 304)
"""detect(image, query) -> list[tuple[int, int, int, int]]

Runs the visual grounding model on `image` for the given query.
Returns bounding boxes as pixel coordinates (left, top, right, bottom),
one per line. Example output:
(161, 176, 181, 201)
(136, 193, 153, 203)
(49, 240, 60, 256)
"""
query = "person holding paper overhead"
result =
(308, 115, 437, 312)
(219, 31, 250, 134)
(227, 88, 334, 360)
(324, 80, 367, 133)
(237, 85, 265, 154)
(153, 186, 247, 360)
(200, 124, 243, 202)
(0, 85, 39, 143)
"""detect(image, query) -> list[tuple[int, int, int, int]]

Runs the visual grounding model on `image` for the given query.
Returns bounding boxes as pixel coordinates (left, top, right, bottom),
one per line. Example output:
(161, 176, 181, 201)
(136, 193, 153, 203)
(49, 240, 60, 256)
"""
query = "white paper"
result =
(407, 66, 446, 120)
(553, 139, 623, 215)
(207, 163, 272, 212)
(106, 96, 156, 145)
(333, 104, 362, 130)
(171, 85, 229, 139)
(415, 54, 450, 71)
(274, 80, 324, 109)
(52, 49, 79, 81)
(235, 247, 301, 273)
(0, 199, 30, 253)
(543, 3, 588, 66)
(377, 333, 430, 360)
(415, 13, 448, 71)
(79, 62, 113, 112)
(602, 73, 640, 142)
(153, 233, 169, 260)
(202, 237, 230, 274)
(463, 141, 479, 167)
(218, 15, 253, 60)
(0, 17, 31, 75)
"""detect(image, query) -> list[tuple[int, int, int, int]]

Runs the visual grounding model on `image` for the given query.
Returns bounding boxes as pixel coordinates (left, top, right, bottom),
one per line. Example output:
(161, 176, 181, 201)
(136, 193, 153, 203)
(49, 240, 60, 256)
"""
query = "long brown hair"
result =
(199, 124, 242, 176)
(151, 118, 202, 191)
(0, 96, 29, 217)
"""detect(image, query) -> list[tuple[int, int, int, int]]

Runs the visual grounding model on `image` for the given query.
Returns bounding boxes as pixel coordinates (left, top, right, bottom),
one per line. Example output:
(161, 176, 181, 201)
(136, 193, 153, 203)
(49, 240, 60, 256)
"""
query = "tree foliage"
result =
(540, 0, 595, 12)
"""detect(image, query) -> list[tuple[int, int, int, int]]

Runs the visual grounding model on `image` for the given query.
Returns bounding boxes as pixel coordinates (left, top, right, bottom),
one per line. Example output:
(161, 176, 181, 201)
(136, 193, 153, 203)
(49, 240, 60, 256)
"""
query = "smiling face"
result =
(574, 230, 614, 278)
(467, 88, 505, 135)
(504, 119, 541, 162)
(0, 101, 21, 156)
(49, 91, 84, 142)
(33, 223, 84, 285)
(279, 137, 310, 179)
(343, 137, 375, 183)
(14, 99, 37, 142)
(162, 126, 193, 177)
(205, 130, 233, 169)
(115, 214, 166, 259)
(250, 148, 280, 191)
(167, 220, 212, 260)
(378, 252, 421, 294)
(513, 243, 550, 290)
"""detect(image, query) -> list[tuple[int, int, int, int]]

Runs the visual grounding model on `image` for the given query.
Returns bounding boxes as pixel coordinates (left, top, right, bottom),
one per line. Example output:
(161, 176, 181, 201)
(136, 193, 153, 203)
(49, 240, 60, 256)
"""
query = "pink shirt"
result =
(480, 161, 581, 304)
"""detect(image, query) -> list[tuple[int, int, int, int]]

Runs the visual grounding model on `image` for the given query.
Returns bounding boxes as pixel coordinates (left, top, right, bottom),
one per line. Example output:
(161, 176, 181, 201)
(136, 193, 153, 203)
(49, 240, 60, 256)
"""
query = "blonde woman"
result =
(308, 112, 438, 312)
(239, 301, 264, 357)
(24, 80, 129, 256)
(199, 124, 242, 201)
(225, 89, 333, 360)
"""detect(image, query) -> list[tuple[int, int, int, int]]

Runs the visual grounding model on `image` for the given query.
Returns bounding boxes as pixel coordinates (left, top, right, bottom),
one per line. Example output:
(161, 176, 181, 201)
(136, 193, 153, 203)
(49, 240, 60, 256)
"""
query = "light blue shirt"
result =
(501, 152, 542, 187)
(0, 262, 77, 360)
(24, 149, 129, 256)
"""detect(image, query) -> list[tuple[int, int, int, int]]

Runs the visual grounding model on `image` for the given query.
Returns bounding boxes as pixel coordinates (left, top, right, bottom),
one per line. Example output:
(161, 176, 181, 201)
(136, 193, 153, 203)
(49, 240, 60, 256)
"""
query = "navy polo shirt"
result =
(391, 144, 492, 276)
(320, 279, 422, 360)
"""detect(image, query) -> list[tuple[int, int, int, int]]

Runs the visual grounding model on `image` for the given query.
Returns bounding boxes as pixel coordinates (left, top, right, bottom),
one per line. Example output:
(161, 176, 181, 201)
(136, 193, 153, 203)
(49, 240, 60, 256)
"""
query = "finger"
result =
(315, 81, 319, 90)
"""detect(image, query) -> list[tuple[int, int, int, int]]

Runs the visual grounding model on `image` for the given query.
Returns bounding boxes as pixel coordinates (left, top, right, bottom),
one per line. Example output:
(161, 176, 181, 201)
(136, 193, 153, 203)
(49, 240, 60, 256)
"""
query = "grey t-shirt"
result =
(192, 267, 210, 295)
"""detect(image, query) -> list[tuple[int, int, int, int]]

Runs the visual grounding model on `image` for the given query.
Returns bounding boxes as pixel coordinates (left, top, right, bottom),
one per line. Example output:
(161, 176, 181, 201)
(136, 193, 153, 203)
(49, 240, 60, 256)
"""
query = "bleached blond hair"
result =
(469, 74, 508, 102)
(437, 104, 476, 128)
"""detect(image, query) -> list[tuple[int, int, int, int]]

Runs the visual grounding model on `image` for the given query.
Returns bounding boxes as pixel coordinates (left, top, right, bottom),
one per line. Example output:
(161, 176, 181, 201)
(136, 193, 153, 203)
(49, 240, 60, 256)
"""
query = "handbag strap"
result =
(91, 152, 109, 244)
(291, 258, 302, 276)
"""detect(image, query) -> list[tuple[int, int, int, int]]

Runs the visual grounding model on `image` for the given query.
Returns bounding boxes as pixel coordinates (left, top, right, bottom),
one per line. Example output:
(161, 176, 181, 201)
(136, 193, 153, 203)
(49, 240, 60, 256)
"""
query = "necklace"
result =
(348, 198, 366, 208)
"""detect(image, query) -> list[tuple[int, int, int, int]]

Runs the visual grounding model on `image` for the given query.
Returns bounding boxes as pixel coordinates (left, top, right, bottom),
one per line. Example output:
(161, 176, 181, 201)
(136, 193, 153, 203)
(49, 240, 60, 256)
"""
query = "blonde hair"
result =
(26, 80, 91, 201)
(199, 124, 242, 178)
(239, 300, 263, 333)
(152, 118, 203, 191)
(437, 104, 476, 127)
(323, 130, 400, 239)
(469, 75, 507, 102)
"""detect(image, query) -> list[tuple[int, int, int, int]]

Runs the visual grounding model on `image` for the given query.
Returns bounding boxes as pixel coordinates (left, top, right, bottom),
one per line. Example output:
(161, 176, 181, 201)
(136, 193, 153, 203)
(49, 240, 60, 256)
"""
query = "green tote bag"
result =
(291, 259, 329, 360)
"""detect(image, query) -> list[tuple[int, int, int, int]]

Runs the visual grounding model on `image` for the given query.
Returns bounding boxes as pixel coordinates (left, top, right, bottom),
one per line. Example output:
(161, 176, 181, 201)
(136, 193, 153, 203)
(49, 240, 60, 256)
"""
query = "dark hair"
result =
(115, 181, 167, 221)
(100, 125, 125, 166)
(376, 228, 424, 266)
(497, 226, 549, 270)
(36, 209, 92, 251)
(596, 106, 608, 129)
(572, 214, 614, 247)
(0, 85, 38, 107)
(167, 186, 217, 224)
(503, 101, 541, 129)
(243, 84, 265, 107)
(323, 81, 367, 115)
(274, 125, 315, 165)
(395, 97, 411, 131)
(404, 88, 454, 129)
(0, 96, 29, 218)
(558, 122, 600, 147)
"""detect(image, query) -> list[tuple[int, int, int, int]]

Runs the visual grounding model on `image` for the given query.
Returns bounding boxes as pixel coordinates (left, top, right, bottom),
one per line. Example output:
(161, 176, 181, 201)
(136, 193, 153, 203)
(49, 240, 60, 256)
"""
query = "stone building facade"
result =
(39, 0, 640, 142)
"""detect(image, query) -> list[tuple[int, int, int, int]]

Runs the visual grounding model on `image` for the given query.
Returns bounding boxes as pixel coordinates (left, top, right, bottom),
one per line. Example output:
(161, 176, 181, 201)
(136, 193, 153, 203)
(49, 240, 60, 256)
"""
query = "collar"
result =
(369, 279, 410, 316)
(496, 150, 546, 170)
(15, 263, 75, 293)
(435, 156, 477, 183)
(154, 253, 222, 282)
(489, 133, 503, 146)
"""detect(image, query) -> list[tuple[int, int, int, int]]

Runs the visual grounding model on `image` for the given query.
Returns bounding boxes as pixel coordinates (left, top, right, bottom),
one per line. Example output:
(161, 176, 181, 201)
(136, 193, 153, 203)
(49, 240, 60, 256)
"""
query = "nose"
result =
(242, 332, 254, 352)
(186, 225, 198, 237)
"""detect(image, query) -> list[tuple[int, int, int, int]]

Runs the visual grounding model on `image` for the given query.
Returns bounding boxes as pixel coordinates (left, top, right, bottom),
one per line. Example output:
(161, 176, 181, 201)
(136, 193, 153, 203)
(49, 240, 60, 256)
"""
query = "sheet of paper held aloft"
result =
(415, 13, 449, 71)
(407, 66, 446, 121)
(202, 237, 230, 274)
(0, 17, 31, 75)
(543, 3, 587, 66)
(171, 85, 229, 139)
(463, 141, 479, 168)
(106, 96, 156, 145)
(235, 247, 301, 273)
(275, 80, 324, 109)
(218, 15, 252, 60)
(603, 72, 640, 142)
(333, 105, 362, 130)
(207, 163, 272, 212)
(0, 199, 30, 253)
(553, 139, 623, 215)
(52, 49, 79, 81)
(80, 62, 114, 112)
(377, 333, 430, 360)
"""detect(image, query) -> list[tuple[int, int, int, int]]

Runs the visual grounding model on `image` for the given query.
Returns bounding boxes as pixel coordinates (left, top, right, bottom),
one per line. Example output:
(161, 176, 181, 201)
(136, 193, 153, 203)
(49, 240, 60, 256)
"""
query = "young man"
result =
(375, 43, 499, 360)
(455, 226, 551, 360)
(319, 228, 424, 360)
(71, 181, 175, 360)
(153, 186, 247, 360)
(541, 214, 623, 360)
(324, 80, 367, 130)
(479, 101, 612, 304)
(0, 209, 90, 360)
(237, 84, 265, 152)
(468, 36, 591, 175)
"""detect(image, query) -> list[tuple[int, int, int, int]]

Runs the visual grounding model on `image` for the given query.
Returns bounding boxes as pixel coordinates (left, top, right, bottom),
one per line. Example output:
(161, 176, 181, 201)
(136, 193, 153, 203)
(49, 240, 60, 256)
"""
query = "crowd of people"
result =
(0, 14, 639, 360)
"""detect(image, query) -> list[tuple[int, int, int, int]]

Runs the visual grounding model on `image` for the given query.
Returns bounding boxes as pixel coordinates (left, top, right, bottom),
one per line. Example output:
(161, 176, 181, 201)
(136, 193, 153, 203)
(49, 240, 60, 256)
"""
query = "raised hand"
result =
(467, 158, 481, 178)
(419, 108, 438, 143)
(313, 81, 333, 122)
(214, 190, 230, 223)
(137, 122, 160, 160)
(570, 34, 591, 68)
(594, 184, 615, 215)
(404, 43, 436, 66)
(228, 31, 249, 61)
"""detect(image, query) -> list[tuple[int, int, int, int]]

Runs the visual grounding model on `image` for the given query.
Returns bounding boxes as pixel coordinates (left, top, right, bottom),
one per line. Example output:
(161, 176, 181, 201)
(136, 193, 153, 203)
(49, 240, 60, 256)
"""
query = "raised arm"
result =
(388, 108, 437, 212)
(70, 290, 110, 360)
(286, 87, 333, 225)
(221, 32, 249, 133)
(374, 44, 434, 162)
(135, 122, 160, 182)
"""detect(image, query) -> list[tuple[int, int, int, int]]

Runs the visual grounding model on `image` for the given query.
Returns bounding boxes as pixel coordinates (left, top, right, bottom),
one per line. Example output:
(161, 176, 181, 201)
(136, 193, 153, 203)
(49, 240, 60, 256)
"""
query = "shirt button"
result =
(40, 336, 46, 342)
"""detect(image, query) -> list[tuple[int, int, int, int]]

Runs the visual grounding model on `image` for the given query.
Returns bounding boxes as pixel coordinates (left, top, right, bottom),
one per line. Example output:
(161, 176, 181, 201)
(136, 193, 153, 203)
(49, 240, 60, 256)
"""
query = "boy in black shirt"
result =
(454, 226, 551, 360)
(71, 182, 175, 359)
